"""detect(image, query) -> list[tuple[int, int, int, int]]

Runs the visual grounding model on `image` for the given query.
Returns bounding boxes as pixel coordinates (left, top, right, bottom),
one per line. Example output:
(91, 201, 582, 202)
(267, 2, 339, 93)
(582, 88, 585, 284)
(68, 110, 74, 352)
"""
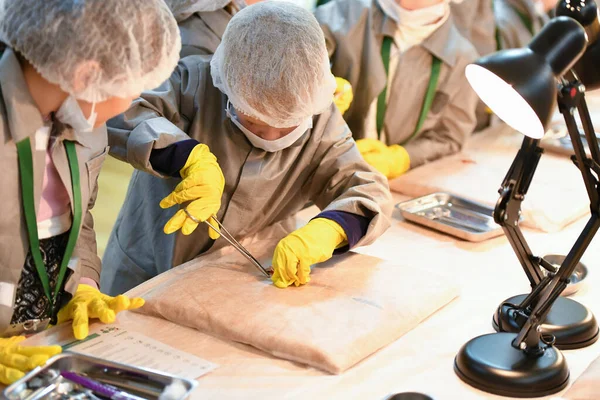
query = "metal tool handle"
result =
(203, 217, 272, 278)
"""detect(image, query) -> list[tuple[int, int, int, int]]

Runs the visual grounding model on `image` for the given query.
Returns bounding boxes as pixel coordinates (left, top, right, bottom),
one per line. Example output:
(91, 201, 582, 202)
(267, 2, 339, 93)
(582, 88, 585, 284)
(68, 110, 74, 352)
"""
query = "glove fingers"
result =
(106, 295, 131, 314)
(13, 345, 62, 358)
(71, 302, 90, 340)
(356, 138, 386, 154)
(175, 172, 223, 193)
(0, 364, 25, 385)
(207, 216, 221, 239)
(128, 297, 145, 310)
(296, 260, 311, 286)
(272, 243, 298, 288)
(159, 192, 178, 209)
(27, 354, 51, 369)
(89, 298, 116, 324)
(163, 210, 187, 234)
(0, 337, 26, 347)
(0, 352, 30, 371)
(181, 217, 199, 236)
(185, 200, 216, 223)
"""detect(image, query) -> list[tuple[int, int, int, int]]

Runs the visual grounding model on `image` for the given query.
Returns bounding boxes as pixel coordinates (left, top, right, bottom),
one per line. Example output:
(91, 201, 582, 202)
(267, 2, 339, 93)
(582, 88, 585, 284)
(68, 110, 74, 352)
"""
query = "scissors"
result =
(184, 209, 272, 278)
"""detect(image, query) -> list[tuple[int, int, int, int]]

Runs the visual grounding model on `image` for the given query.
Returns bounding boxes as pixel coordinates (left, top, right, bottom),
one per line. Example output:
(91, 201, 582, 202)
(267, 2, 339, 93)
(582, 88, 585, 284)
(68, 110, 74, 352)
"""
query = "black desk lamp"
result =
(454, 16, 600, 397)
(490, 0, 600, 351)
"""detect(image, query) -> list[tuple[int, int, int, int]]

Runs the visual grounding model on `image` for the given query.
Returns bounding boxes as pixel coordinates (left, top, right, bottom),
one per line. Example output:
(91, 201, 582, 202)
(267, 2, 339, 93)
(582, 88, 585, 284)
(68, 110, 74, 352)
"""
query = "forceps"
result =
(184, 209, 272, 277)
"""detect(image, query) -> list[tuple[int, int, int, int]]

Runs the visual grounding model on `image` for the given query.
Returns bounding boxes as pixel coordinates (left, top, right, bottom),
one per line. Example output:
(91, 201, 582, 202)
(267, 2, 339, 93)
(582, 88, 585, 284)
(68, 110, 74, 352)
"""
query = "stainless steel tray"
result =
(540, 125, 600, 157)
(4, 352, 197, 400)
(396, 192, 503, 242)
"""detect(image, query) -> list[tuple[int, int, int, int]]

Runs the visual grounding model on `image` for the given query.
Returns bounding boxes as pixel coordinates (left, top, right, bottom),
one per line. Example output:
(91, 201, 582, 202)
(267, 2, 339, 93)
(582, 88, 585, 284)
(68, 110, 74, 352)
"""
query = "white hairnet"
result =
(164, 0, 232, 21)
(0, 0, 181, 103)
(211, 1, 336, 128)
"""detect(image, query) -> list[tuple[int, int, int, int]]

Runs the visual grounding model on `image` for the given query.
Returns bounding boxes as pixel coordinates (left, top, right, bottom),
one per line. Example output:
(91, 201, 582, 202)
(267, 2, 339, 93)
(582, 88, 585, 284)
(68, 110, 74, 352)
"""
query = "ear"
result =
(72, 60, 102, 95)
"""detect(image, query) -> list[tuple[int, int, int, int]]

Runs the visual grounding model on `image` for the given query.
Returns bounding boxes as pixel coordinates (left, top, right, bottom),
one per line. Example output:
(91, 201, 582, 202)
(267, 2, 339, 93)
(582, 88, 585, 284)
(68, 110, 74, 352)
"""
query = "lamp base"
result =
(493, 294, 599, 349)
(454, 332, 569, 398)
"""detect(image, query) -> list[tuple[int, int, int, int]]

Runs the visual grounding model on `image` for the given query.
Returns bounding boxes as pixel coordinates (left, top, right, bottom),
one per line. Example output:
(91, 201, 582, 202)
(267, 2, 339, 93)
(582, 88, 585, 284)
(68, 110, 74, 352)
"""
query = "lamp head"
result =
(466, 17, 587, 139)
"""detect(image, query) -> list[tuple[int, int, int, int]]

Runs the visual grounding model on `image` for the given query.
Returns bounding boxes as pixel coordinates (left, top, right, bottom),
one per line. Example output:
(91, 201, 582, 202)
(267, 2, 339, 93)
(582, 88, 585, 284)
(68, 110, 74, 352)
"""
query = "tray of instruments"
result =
(396, 192, 503, 242)
(540, 125, 600, 157)
(4, 352, 197, 400)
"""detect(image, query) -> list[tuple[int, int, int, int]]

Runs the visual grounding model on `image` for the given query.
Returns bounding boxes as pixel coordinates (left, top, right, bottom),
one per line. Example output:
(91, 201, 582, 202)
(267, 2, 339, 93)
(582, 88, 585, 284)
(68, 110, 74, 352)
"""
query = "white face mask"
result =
(55, 95, 97, 133)
(227, 104, 312, 152)
(377, 0, 449, 27)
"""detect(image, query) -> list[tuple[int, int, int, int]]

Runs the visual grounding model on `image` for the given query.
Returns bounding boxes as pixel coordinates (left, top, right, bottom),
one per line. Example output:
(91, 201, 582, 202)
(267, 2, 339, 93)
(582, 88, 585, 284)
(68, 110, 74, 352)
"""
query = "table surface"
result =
(22, 191, 600, 400)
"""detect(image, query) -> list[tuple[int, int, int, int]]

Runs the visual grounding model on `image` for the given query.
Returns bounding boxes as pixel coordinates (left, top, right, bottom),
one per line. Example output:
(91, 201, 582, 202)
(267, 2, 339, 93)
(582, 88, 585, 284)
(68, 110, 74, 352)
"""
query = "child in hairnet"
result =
(0, 0, 181, 384)
(495, 0, 555, 49)
(315, 0, 480, 179)
(102, 1, 392, 296)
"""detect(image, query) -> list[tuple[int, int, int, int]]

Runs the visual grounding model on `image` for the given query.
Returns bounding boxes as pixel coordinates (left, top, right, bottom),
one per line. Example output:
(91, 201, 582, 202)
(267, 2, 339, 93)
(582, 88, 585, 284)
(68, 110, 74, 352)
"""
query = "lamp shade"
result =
(465, 17, 587, 139)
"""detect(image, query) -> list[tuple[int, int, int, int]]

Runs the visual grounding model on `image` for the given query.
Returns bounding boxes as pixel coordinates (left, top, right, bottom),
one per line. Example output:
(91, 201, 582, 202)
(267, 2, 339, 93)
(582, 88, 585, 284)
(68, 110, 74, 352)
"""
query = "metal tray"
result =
(543, 254, 589, 297)
(396, 192, 502, 242)
(4, 352, 197, 400)
(540, 125, 600, 157)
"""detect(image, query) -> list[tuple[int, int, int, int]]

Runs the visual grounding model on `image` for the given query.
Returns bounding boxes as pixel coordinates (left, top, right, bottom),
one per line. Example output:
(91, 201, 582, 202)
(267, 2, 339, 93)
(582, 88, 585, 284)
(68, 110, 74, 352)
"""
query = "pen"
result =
(60, 371, 147, 400)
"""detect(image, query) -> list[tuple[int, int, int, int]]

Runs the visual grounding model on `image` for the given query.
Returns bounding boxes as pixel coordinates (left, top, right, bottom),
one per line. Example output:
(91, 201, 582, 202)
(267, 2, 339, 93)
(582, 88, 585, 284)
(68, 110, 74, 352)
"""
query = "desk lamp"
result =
(490, 0, 600, 351)
(454, 15, 600, 397)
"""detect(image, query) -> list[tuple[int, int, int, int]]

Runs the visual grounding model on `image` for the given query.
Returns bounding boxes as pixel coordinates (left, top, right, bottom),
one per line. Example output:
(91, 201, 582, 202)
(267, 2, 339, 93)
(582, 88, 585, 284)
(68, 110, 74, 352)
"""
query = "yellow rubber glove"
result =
(160, 144, 225, 238)
(356, 138, 411, 179)
(333, 77, 353, 115)
(57, 284, 145, 340)
(272, 218, 348, 288)
(0, 336, 61, 385)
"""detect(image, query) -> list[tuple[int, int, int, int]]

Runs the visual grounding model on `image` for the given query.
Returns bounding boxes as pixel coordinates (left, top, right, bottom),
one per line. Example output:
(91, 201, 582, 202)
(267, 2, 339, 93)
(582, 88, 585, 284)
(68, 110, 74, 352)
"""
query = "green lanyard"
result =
(315, 0, 331, 6)
(16, 137, 82, 313)
(376, 36, 442, 141)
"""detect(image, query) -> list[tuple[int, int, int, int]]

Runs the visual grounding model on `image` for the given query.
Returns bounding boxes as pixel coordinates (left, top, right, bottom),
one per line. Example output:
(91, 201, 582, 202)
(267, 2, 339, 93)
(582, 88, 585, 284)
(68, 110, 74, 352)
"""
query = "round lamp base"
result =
(493, 294, 599, 349)
(454, 332, 569, 398)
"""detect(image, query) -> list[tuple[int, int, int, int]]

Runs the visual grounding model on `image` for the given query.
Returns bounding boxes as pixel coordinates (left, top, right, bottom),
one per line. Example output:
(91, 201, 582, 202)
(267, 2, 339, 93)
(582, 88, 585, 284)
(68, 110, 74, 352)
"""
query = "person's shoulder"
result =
(446, 18, 480, 62)
(314, 0, 371, 28)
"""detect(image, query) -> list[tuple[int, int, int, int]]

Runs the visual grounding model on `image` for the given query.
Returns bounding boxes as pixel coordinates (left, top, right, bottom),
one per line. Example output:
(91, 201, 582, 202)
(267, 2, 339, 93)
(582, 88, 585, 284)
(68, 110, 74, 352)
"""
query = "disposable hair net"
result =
(0, 0, 181, 103)
(164, 0, 232, 22)
(210, 1, 336, 128)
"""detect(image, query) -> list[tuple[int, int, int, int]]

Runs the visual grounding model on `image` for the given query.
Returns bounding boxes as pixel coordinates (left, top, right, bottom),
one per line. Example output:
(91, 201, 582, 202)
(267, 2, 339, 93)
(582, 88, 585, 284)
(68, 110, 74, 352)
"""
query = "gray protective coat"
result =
(101, 56, 392, 296)
(315, 0, 479, 167)
(0, 49, 107, 333)
(178, 8, 232, 57)
(451, 0, 496, 56)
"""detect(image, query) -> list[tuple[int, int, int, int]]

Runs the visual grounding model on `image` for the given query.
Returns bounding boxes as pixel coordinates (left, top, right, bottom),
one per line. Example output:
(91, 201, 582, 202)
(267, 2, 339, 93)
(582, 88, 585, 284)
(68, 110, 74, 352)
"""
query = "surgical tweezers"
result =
(198, 213, 272, 278)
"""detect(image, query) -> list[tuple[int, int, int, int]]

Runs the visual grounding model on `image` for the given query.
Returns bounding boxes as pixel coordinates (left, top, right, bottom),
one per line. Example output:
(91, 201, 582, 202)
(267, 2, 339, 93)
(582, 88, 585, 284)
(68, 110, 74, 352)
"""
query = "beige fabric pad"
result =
(389, 124, 591, 233)
(566, 355, 600, 399)
(132, 228, 459, 374)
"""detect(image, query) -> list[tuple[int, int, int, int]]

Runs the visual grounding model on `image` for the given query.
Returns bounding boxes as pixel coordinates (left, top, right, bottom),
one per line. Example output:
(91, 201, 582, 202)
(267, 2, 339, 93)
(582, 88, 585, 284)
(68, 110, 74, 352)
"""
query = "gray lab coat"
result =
(101, 56, 392, 296)
(495, 0, 548, 49)
(451, 0, 496, 56)
(0, 49, 107, 332)
(315, 0, 479, 167)
(177, 8, 232, 57)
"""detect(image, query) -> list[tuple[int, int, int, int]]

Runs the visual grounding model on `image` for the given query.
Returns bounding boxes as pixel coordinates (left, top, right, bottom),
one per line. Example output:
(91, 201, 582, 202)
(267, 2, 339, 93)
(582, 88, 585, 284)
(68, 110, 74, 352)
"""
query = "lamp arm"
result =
(513, 77, 600, 353)
(558, 77, 600, 207)
(494, 137, 546, 287)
